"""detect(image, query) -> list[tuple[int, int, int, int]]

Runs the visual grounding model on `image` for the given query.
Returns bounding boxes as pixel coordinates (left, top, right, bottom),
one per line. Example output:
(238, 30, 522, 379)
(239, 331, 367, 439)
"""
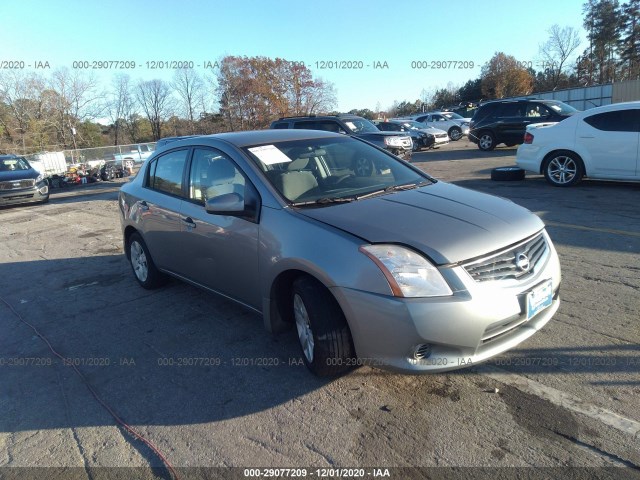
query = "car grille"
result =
(0, 179, 36, 191)
(463, 233, 548, 282)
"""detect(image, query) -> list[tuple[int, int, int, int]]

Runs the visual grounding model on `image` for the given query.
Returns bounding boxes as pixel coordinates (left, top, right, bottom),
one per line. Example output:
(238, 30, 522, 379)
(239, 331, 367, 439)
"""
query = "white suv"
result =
(408, 112, 470, 141)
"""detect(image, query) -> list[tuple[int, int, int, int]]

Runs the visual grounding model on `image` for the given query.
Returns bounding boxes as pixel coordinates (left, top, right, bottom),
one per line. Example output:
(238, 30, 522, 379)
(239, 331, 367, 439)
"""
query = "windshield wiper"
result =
(290, 196, 356, 207)
(355, 181, 430, 200)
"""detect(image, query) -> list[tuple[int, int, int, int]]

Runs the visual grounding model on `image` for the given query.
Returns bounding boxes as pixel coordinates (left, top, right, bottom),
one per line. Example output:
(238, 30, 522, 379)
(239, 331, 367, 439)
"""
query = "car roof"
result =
(0, 154, 22, 160)
(159, 129, 344, 149)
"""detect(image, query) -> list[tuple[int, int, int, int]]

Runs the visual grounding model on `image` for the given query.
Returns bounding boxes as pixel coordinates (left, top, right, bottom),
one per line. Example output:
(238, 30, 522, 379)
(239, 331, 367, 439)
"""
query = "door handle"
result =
(182, 216, 196, 228)
(579, 136, 595, 139)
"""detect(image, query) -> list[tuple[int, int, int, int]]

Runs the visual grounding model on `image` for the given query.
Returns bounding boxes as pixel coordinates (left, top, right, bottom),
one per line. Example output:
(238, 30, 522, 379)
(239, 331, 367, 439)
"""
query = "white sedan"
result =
(516, 101, 640, 186)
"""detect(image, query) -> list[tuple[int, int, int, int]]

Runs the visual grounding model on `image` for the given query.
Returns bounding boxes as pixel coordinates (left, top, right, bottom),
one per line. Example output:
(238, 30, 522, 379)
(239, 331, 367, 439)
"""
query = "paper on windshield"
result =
(248, 145, 292, 165)
(344, 121, 357, 131)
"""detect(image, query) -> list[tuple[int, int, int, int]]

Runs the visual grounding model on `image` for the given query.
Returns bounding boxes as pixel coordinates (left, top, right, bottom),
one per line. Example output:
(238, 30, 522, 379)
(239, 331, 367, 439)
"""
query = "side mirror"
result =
(205, 192, 245, 215)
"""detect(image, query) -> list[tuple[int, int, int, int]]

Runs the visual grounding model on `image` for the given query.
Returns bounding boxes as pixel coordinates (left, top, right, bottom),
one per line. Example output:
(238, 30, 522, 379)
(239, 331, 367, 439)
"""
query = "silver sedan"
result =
(119, 130, 561, 376)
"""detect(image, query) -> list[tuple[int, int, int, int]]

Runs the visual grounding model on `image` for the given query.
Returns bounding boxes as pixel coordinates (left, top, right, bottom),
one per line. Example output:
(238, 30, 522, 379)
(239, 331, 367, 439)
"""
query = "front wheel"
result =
(292, 276, 355, 377)
(127, 232, 167, 289)
(448, 126, 462, 141)
(543, 152, 584, 187)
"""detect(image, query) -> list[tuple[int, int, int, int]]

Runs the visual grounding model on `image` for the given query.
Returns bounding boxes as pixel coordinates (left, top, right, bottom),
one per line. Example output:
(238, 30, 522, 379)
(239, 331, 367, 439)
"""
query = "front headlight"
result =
(360, 245, 453, 298)
(384, 136, 406, 147)
(36, 173, 45, 183)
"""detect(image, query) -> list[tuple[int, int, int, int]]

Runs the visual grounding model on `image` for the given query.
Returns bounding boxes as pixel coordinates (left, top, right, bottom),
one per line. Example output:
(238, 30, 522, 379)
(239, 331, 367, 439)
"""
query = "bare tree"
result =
(172, 68, 207, 134)
(539, 25, 581, 89)
(48, 68, 103, 148)
(0, 71, 46, 152)
(106, 74, 134, 145)
(136, 79, 174, 140)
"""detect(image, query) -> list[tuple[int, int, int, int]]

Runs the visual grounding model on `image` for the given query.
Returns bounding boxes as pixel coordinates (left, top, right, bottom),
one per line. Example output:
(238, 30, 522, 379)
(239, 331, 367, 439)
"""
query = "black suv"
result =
(469, 99, 578, 151)
(270, 115, 413, 160)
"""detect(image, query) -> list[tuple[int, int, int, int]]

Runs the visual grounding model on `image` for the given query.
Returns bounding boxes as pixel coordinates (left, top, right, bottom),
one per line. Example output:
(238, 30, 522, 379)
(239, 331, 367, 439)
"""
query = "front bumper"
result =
(331, 233, 561, 373)
(0, 183, 49, 206)
(391, 148, 412, 161)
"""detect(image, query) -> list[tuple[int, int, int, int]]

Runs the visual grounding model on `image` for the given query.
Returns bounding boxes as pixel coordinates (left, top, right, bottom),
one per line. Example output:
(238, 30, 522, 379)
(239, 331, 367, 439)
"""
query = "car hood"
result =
(0, 168, 39, 182)
(420, 126, 448, 135)
(296, 182, 544, 265)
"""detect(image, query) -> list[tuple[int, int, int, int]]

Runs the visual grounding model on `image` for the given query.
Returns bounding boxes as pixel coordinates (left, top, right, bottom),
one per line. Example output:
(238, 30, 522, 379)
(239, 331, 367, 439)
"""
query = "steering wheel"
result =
(354, 157, 375, 177)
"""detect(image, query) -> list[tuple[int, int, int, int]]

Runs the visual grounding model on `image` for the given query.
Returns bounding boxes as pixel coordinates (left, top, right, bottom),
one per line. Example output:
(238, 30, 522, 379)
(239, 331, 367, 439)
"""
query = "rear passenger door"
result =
(140, 149, 189, 274)
(577, 108, 640, 177)
(495, 103, 526, 145)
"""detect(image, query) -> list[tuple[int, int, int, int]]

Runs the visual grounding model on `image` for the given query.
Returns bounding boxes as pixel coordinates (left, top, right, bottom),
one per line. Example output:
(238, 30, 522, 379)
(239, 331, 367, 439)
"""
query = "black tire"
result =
(127, 232, 167, 289)
(291, 276, 356, 377)
(477, 131, 496, 151)
(448, 126, 462, 141)
(491, 166, 525, 181)
(543, 151, 584, 187)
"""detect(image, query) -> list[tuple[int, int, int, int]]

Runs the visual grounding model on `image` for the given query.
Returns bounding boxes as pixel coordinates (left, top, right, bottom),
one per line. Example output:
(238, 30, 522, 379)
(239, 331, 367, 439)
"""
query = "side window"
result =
(272, 122, 289, 129)
(293, 120, 343, 133)
(499, 103, 525, 117)
(432, 115, 446, 122)
(188, 148, 245, 203)
(148, 149, 188, 196)
(525, 103, 551, 118)
(584, 110, 640, 132)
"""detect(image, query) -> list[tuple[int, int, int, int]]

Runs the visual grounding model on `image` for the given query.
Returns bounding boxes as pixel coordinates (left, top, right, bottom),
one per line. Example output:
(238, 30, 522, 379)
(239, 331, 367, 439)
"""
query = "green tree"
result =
(618, 0, 640, 78)
(581, 0, 621, 84)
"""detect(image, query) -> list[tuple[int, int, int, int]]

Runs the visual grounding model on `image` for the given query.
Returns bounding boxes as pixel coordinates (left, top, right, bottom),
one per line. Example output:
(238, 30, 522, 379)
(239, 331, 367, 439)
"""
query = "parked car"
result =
(373, 120, 431, 150)
(470, 99, 578, 151)
(0, 154, 50, 206)
(113, 143, 156, 163)
(120, 130, 561, 377)
(383, 119, 450, 149)
(270, 115, 413, 160)
(516, 101, 640, 186)
(408, 112, 470, 141)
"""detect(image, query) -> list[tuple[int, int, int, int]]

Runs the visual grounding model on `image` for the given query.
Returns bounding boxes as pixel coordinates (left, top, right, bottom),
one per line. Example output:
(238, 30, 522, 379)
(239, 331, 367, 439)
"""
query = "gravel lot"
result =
(1, 140, 639, 480)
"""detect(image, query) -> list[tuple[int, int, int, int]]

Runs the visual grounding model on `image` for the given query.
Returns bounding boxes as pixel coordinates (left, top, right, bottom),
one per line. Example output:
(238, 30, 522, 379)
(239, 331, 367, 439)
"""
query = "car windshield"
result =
(442, 112, 464, 120)
(243, 136, 432, 205)
(397, 121, 425, 130)
(342, 118, 380, 133)
(546, 102, 579, 115)
(0, 157, 31, 171)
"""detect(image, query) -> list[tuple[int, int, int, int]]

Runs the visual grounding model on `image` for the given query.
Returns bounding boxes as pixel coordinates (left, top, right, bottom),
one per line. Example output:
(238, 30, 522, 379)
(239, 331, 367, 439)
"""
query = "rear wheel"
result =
(127, 232, 167, 289)
(543, 152, 584, 187)
(292, 276, 355, 377)
(478, 131, 496, 151)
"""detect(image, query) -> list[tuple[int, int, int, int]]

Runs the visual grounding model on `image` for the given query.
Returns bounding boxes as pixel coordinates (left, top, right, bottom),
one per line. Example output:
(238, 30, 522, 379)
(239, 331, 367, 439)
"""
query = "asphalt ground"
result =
(0, 140, 638, 480)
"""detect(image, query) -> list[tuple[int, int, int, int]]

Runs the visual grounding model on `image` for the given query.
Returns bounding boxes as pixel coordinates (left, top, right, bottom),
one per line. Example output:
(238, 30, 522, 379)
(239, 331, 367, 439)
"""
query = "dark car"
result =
(270, 115, 413, 160)
(100, 160, 126, 180)
(469, 99, 578, 151)
(373, 120, 432, 150)
(0, 154, 50, 206)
